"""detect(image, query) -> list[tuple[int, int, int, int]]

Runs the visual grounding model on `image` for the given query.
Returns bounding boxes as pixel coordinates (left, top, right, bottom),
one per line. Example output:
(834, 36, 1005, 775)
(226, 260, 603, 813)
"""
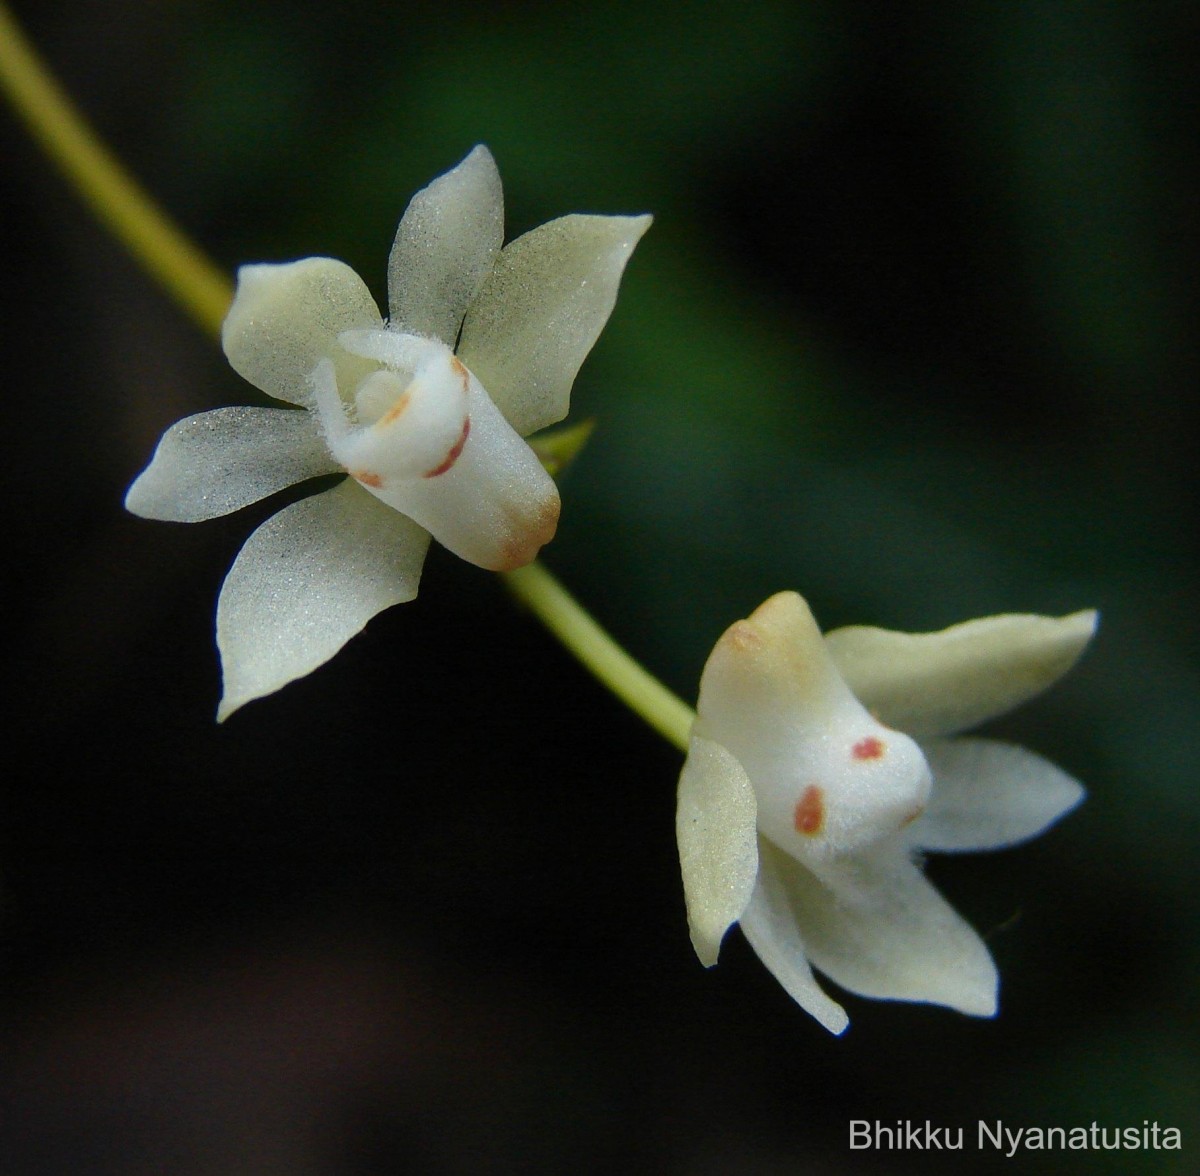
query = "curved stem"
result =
(0, 1, 697, 752)
(0, 1, 233, 335)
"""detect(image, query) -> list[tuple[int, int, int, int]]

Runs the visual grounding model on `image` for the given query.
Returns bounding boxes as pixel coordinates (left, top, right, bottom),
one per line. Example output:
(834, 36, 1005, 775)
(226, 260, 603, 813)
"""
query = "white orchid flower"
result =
(125, 146, 650, 720)
(676, 592, 1095, 1034)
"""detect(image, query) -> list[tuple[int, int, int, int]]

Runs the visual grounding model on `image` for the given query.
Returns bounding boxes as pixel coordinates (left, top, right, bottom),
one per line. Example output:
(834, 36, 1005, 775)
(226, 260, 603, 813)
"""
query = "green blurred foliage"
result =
(2, 0, 1197, 1171)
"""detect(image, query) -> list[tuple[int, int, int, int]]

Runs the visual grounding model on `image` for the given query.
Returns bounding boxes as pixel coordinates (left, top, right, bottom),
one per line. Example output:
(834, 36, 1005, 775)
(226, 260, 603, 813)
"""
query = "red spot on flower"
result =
(793, 785, 825, 836)
(852, 736, 885, 761)
(424, 418, 471, 478)
(351, 470, 383, 488)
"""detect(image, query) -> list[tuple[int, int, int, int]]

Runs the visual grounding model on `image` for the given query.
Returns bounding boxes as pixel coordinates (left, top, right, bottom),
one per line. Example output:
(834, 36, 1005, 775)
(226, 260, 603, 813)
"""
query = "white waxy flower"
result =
(125, 146, 650, 720)
(676, 592, 1095, 1034)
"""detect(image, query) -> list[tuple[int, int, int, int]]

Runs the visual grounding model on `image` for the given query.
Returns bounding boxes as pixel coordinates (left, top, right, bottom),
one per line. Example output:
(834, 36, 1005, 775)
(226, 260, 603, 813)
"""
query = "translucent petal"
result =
(676, 736, 759, 966)
(908, 737, 1085, 852)
(222, 258, 383, 407)
(769, 840, 998, 1017)
(825, 610, 1098, 737)
(387, 145, 504, 345)
(216, 480, 430, 720)
(125, 406, 337, 522)
(739, 843, 849, 1035)
(361, 368, 559, 571)
(458, 213, 652, 436)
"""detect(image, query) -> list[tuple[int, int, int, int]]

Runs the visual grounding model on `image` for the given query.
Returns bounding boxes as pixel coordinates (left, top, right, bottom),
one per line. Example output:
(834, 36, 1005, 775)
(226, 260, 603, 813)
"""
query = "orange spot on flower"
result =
(493, 494, 562, 571)
(424, 418, 471, 478)
(852, 736, 885, 761)
(351, 470, 383, 488)
(450, 356, 470, 390)
(379, 390, 412, 425)
(793, 785, 825, 836)
(723, 622, 761, 653)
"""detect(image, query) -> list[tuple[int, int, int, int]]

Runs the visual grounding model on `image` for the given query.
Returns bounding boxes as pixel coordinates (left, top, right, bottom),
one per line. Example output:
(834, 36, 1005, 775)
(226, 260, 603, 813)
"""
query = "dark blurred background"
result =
(2, 1, 1196, 1172)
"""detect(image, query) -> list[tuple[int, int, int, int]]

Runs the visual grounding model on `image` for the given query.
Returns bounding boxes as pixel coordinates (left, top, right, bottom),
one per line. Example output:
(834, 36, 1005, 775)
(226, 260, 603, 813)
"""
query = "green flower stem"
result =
(0, 1, 697, 751)
(505, 563, 692, 752)
(0, 1, 233, 336)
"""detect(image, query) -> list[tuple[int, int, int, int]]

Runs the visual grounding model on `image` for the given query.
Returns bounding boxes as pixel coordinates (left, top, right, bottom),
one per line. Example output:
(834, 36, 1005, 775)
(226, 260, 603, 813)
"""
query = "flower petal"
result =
(825, 610, 1098, 737)
(222, 258, 383, 407)
(769, 840, 998, 1017)
(739, 842, 849, 1034)
(676, 735, 759, 967)
(908, 737, 1085, 852)
(458, 213, 652, 436)
(216, 479, 430, 720)
(125, 406, 337, 522)
(387, 145, 504, 346)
